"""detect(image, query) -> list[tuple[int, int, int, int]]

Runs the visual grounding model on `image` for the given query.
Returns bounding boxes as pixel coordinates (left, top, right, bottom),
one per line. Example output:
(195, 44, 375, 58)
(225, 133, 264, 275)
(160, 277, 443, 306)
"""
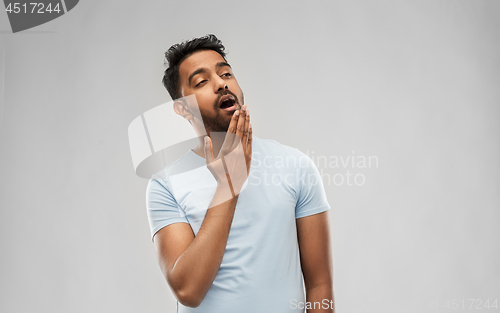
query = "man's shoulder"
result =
(254, 136, 312, 170)
(254, 136, 300, 156)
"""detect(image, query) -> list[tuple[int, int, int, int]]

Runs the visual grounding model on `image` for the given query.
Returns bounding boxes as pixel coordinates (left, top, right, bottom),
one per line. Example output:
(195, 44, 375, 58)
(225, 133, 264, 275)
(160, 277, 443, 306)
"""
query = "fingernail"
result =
(235, 110, 239, 116)
(246, 109, 250, 116)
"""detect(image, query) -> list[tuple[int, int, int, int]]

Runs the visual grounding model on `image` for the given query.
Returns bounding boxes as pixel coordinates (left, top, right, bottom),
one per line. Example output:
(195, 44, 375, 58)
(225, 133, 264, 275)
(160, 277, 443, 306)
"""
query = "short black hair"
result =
(162, 34, 227, 100)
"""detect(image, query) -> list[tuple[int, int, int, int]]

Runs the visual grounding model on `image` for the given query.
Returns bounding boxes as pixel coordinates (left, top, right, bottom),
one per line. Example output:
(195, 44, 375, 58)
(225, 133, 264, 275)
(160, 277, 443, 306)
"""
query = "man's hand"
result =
(154, 105, 253, 308)
(154, 105, 252, 308)
(204, 104, 252, 196)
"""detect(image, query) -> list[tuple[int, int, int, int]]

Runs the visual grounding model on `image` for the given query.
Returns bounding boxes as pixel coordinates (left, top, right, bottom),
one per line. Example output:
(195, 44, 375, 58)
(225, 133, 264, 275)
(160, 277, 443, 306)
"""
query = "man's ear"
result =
(173, 100, 193, 123)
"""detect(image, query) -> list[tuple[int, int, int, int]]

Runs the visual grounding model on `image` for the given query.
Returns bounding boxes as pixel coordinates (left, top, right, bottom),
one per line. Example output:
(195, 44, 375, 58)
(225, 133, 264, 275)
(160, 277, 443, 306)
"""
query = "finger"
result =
(228, 109, 239, 134)
(247, 124, 253, 158)
(242, 109, 250, 151)
(204, 136, 215, 163)
(235, 104, 247, 141)
(221, 110, 240, 154)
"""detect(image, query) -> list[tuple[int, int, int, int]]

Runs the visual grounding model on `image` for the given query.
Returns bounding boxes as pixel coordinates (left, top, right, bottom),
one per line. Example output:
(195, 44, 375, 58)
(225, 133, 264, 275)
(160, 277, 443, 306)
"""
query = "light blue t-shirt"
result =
(146, 136, 331, 313)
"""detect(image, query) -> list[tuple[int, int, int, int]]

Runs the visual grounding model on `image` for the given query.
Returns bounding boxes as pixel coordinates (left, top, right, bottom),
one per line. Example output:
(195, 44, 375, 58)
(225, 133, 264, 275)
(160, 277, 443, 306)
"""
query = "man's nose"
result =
(214, 75, 227, 92)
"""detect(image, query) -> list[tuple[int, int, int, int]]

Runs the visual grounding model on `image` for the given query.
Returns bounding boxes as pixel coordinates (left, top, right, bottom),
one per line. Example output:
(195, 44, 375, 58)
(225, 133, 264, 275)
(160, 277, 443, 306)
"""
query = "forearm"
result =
(169, 182, 238, 304)
(305, 284, 335, 313)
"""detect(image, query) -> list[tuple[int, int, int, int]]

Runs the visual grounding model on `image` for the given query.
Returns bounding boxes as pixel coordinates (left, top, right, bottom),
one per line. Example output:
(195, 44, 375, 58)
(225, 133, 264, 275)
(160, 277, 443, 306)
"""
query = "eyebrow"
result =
(187, 62, 232, 85)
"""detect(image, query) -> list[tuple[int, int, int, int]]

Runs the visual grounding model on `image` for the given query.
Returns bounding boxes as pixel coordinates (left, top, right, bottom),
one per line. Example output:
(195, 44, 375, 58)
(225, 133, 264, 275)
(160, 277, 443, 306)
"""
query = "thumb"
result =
(203, 136, 215, 163)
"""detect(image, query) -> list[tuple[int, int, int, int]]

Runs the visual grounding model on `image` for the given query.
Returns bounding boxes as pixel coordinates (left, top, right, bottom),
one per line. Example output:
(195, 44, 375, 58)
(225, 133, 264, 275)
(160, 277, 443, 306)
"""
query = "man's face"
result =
(178, 49, 244, 132)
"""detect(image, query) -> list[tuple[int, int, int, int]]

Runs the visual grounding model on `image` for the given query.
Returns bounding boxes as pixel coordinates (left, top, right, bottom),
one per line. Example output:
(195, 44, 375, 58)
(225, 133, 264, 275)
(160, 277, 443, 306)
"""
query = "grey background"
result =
(1, 1, 499, 312)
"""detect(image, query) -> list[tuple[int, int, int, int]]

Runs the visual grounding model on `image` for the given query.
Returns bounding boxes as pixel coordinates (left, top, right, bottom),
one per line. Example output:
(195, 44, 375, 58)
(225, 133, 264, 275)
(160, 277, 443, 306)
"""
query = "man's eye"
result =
(195, 80, 207, 87)
(222, 73, 232, 78)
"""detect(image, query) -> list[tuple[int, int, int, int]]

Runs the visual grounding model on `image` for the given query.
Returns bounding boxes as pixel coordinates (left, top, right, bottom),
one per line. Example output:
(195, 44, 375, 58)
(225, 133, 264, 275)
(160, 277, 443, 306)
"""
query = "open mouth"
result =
(219, 94, 237, 111)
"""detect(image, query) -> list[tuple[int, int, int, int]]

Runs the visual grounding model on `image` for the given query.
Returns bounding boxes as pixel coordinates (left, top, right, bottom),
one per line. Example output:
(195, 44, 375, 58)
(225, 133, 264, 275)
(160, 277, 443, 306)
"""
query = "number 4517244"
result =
(5, 3, 61, 14)
(444, 299, 498, 310)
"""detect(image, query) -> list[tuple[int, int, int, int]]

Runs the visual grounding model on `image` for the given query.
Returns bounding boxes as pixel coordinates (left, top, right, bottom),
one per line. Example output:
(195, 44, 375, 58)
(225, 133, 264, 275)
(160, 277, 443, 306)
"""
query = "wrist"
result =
(210, 179, 236, 209)
(215, 178, 231, 191)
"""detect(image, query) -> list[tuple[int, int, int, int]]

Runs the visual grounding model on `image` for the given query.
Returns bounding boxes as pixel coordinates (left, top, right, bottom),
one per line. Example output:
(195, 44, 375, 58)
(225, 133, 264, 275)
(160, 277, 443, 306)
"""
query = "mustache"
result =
(213, 90, 239, 109)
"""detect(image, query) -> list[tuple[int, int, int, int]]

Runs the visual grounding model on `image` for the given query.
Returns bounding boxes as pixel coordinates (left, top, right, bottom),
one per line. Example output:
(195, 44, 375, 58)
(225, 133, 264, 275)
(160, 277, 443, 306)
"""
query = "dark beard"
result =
(200, 111, 232, 133)
(201, 90, 244, 133)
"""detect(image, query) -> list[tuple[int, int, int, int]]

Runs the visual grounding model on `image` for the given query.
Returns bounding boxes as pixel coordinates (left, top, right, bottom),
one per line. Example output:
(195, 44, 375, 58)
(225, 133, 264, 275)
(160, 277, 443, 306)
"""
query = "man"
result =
(146, 34, 335, 312)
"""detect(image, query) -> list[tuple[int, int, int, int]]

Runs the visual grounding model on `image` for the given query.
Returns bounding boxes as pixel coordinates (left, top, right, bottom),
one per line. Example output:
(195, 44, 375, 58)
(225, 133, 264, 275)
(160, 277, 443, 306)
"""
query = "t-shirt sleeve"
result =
(146, 175, 189, 242)
(295, 149, 331, 219)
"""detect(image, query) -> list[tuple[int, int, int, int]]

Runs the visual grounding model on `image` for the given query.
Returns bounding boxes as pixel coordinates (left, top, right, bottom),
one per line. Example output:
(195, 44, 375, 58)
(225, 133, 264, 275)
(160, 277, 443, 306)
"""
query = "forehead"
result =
(178, 50, 227, 81)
